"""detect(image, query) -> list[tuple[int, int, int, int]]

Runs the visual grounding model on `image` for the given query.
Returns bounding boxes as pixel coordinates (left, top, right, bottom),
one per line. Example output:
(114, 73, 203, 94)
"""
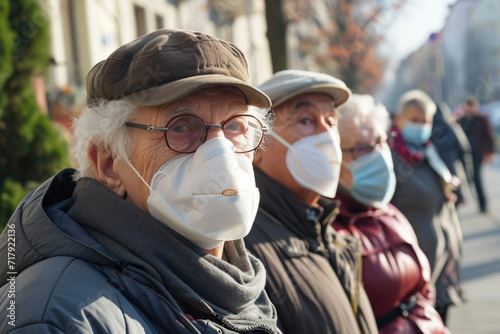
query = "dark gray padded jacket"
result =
(0, 169, 279, 334)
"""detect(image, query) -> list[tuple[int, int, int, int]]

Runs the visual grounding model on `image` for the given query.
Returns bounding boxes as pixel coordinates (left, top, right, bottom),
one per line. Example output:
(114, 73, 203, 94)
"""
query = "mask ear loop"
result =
(339, 160, 354, 189)
(268, 129, 293, 149)
(341, 160, 351, 170)
(127, 161, 153, 192)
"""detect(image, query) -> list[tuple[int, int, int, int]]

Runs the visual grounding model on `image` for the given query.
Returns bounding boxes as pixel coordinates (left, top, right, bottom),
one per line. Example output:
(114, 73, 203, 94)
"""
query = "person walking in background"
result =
(459, 95, 496, 213)
(333, 94, 450, 333)
(389, 89, 465, 324)
(245, 70, 378, 334)
(431, 103, 473, 206)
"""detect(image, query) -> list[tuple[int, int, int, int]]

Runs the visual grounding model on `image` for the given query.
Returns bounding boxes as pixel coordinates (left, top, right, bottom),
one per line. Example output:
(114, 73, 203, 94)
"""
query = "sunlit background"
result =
(0, 0, 499, 332)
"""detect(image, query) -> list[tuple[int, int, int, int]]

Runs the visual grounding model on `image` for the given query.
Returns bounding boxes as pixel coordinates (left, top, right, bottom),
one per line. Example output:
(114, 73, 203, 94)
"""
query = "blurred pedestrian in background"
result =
(245, 70, 378, 334)
(459, 95, 496, 214)
(333, 94, 450, 333)
(389, 89, 465, 324)
(431, 103, 473, 206)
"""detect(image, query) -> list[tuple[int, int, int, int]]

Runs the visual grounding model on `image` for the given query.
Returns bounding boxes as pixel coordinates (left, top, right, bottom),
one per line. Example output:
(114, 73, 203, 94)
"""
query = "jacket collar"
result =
(335, 190, 399, 227)
(67, 174, 278, 332)
(0, 168, 118, 285)
(388, 124, 429, 165)
(2, 168, 277, 332)
(255, 167, 340, 245)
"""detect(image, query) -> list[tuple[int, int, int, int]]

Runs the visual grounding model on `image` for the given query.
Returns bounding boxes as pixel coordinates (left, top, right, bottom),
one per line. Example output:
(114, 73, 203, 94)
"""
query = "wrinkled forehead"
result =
(145, 86, 249, 118)
(280, 93, 335, 109)
(402, 104, 432, 122)
(340, 120, 380, 145)
(274, 93, 336, 119)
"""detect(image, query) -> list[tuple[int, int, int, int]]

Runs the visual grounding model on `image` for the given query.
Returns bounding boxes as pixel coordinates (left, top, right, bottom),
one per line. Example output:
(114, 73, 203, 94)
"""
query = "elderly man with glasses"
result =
(0, 29, 280, 334)
(244, 70, 378, 334)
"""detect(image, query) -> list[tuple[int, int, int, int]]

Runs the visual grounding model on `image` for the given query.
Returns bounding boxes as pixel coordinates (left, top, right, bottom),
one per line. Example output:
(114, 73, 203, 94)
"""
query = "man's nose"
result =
(205, 125, 225, 141)
(315, 118, 333, 134)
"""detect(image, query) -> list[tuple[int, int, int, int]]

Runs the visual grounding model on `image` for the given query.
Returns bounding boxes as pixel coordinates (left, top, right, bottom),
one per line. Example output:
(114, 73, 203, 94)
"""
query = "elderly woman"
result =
(0, 29, 280, 333)
(333, 94, 449, 333)
(389, 89, 465, 323)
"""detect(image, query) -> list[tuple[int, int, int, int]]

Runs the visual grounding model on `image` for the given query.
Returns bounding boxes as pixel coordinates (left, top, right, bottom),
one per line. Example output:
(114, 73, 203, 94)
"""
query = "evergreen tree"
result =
(0, 0, 69, 228)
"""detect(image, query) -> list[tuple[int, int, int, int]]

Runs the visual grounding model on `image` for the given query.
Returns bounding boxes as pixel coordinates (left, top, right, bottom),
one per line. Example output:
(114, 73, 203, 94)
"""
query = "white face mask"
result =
(129, 137, 260, 250)
(271, 130, 342, 198)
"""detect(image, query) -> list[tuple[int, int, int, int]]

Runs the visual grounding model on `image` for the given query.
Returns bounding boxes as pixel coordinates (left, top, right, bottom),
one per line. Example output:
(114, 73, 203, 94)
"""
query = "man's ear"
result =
(87, 142, 126, 197)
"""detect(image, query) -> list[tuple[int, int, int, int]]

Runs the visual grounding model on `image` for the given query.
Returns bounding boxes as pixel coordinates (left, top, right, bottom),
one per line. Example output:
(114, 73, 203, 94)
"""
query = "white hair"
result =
(337, 94, 390, 138)
(248, 105, 272, 124)
(396, 89, 437, 118)
(71, 100, 138, 181)
(71, 99, 271, 181)
(249, 106, 274, 143)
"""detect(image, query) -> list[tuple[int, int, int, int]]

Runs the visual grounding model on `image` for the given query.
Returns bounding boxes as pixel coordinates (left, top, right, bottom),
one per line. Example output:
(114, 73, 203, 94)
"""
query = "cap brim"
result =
(121, 74, 271, 109)
(271, 84, 351, 109)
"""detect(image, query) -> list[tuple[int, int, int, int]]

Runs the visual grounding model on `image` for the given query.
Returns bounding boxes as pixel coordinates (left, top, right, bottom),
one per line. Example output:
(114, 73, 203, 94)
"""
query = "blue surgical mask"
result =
(402, 122, 432, 146)
(341, 146, 396, 208)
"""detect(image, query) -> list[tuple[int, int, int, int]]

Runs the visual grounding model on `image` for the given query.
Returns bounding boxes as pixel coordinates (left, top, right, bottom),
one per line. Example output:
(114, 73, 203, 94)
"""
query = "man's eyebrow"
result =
(154, 104, 196, 124)
(159, 100, 248, 123)
(166, 104, 198, 118)
(292, 100, 337, 114)
(293, 100, 314, 112)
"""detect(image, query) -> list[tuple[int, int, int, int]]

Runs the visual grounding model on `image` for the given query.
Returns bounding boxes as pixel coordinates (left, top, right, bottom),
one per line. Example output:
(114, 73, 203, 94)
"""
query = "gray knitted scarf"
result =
(67, 177, 277, 331)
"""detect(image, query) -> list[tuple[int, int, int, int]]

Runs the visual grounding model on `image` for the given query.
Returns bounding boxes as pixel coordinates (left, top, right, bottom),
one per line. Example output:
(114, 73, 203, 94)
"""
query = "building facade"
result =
(440, 0, 476, 108)
(39, 0, 272, 125)
(466, 0, 500, 103)
(385, 0, 500, 111)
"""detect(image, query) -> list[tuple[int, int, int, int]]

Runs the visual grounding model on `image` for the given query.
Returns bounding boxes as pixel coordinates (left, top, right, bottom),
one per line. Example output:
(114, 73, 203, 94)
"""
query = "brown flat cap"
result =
(85, 29, 271, 108)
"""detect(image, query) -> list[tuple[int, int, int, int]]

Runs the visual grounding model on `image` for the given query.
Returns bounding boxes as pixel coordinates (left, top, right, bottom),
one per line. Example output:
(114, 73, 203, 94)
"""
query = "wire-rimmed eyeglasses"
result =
(341, 137, 385, 160)
(125, 114, 267, 153)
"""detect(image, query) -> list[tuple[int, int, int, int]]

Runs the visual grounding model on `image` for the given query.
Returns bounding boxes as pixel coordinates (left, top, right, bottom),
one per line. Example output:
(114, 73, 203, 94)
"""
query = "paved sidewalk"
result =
(447, 156, 500, 334)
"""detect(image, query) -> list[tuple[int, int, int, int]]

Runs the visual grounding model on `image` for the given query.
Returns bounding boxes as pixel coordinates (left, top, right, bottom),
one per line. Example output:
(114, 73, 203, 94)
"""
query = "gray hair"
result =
(71, 99, 271, 181)
(71, 100, 138, 181)
(396, 89, 437, 118)
(337, 94, 390, 139)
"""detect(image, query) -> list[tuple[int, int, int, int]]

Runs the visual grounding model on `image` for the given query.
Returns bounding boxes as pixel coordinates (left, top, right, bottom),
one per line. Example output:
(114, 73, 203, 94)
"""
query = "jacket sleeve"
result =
(0, 257, 155, 334)
(392, 210, 450, 334)
(392, 207, 436, 304)
(413, 242, 436, 306)
(8, 324, 66, 334)
(479, 116, 496, 156)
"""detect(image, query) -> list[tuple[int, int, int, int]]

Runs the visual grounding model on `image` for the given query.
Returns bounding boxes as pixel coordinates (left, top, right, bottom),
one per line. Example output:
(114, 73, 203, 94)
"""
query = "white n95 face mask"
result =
(271, 130, 342, 198)
(129, 137, 260, 250)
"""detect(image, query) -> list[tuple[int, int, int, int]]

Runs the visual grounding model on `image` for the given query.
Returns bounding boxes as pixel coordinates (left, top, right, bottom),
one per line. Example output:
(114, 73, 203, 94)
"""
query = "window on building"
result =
(134, 4, 146, 37)
(155, 14, 164, 30)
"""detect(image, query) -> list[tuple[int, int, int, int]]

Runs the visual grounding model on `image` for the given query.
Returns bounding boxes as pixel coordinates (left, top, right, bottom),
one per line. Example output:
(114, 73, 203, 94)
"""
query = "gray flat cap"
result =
(258, 70, 351, 108)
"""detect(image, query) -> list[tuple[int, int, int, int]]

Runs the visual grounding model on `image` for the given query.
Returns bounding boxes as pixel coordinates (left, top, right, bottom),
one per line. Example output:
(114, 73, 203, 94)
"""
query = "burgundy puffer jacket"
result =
(332, 191, 450, 334)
